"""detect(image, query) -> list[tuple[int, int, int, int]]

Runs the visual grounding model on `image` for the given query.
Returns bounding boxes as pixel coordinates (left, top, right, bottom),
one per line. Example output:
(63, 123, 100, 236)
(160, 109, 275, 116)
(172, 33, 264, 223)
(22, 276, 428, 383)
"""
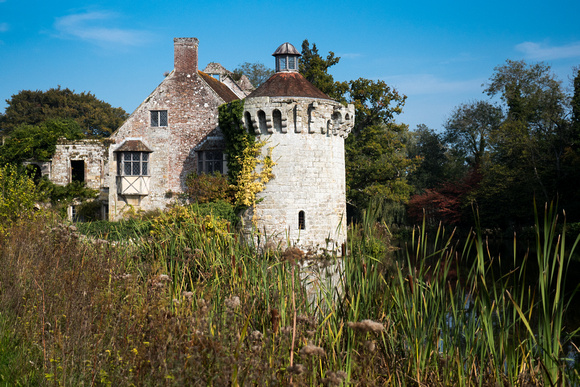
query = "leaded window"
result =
(198, 151, 224, 174)
(151, 110, 168, 127)
(119, 152, 149, 176)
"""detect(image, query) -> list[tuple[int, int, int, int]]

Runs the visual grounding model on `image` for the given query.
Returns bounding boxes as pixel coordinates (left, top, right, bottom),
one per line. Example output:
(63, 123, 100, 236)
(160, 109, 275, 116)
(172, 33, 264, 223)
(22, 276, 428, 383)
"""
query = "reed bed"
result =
(0, 202, 578, 385)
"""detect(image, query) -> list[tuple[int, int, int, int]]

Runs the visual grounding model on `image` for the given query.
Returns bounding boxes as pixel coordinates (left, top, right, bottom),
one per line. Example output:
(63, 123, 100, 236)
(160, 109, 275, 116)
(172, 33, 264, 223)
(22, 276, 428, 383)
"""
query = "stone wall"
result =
(108, 39, 230, 220)
(243, 96, 354, 251)
(50, 139, 109, 190)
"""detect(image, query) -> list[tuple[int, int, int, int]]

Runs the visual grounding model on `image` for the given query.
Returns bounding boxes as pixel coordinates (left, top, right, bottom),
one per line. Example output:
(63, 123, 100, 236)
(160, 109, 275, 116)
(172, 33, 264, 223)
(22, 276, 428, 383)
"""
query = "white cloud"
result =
(54, 11, 152, 46)
(515, 41, 580, 61)
(339, 52, 362, 59)
(0, 22, 8, 32)
(383, 73, 483, 96)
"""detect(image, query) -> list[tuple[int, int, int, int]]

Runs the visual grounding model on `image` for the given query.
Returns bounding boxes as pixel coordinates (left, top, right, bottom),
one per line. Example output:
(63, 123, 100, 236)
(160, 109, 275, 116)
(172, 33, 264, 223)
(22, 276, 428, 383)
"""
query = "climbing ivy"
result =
(233, 137, 275, 208)
(218, 99, 255, 186)
(218, 100, 276, 219)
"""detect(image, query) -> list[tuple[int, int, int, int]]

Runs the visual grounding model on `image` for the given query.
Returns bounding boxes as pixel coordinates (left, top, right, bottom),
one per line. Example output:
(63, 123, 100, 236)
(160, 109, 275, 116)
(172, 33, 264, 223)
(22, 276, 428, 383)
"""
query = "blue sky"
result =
(1, 0, 579, 131)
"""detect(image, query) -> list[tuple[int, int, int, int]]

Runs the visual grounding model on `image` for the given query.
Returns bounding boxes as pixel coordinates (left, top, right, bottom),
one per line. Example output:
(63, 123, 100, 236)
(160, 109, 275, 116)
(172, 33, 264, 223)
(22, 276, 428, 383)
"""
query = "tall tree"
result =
(484, 60, 569, 201)
(299, 40, 349, 101)
(0, 119, 84, 164)
(572, 67, 580, 143)
(408, 124, 464, 191)
(443, 100, 504, 168)
(349, 78, 406, 135)
(0, 86, 128, 137)
(232, 62, 274, 88)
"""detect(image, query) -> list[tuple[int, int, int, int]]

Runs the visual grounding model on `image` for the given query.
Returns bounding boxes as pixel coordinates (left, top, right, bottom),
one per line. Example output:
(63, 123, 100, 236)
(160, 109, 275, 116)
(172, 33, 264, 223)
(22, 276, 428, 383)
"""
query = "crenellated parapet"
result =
(243, 96, 354, 138)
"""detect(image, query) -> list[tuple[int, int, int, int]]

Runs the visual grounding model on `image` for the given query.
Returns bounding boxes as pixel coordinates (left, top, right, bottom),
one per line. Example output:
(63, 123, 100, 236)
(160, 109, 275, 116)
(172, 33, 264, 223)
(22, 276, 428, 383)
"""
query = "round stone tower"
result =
(242, 42, 354, 252)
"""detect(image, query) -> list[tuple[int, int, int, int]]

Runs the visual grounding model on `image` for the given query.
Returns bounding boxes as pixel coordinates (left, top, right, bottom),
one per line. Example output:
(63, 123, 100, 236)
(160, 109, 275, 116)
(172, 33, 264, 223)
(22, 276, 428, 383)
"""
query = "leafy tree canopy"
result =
(233, 62, 274, 88)
(0, 119, 84, 164)
(0, 86, 128, 138)
(349, 77, 406, 135)
(443, 100, 504, 168)
(346, 122, 419, 215)
(298, 39, 415, 220)
(299, 40, 349, 102)
(408, 124, 465, 191)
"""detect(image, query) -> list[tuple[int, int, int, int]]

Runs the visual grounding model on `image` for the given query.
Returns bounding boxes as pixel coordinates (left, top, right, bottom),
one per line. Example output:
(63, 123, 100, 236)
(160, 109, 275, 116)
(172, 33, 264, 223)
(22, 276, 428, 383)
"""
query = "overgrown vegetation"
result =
(1, 181, 579, 385)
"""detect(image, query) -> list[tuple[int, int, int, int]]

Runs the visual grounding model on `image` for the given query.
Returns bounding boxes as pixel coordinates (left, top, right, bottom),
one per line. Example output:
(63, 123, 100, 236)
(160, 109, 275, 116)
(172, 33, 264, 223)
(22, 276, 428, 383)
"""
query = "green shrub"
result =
(0, 164, 42, 234)
(185, 172, 232, 204)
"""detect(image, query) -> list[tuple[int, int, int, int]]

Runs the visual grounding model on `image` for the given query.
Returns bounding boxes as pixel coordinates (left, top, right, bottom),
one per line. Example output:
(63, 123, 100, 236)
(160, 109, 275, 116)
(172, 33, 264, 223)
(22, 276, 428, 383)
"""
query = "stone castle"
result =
(41, 38, 354, 251)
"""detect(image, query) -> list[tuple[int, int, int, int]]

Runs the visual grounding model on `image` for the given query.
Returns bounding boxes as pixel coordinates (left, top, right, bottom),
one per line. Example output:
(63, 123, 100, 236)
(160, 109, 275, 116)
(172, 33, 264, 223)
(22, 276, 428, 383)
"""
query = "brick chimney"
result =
(174, 37, 199, 74)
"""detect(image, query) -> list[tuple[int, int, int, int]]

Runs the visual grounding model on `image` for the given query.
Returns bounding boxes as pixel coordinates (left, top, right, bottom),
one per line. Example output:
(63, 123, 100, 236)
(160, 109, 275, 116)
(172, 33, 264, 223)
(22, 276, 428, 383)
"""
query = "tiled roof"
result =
(246, 72, 331, 100)
(272, 42, 300, 56)
(114, 140, 153, 153)
(198, 71, 239, 103)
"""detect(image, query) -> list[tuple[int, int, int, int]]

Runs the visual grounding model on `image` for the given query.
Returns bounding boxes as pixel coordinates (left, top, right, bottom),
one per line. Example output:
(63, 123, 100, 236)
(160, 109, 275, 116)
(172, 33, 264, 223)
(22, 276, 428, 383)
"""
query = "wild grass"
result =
(0, 202, 578, 385)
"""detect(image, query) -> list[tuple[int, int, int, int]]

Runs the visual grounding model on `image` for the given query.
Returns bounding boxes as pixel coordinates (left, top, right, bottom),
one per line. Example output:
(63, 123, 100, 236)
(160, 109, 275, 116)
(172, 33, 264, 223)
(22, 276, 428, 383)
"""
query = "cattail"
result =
(321, 371, 347, 386)
(347, 319, 384, 333)
(270, 309, 280, 334)
(225, 296, 240, 310)
(300, 344, 325, 356)
(287, 363, 305, 375)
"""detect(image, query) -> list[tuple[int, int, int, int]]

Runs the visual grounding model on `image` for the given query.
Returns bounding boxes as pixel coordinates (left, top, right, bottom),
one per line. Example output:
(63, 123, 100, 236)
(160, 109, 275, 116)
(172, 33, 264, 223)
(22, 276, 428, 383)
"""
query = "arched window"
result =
(273, 109, 282, 132)
(298, 211, 305, 230)
(332, 112, 342, 128)
(244, 111, 253, 131)
(258, 110, 267, 133)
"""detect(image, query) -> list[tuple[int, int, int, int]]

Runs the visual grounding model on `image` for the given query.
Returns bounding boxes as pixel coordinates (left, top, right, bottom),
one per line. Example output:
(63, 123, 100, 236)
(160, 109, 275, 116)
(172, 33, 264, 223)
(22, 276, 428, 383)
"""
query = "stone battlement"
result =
(243, 97, 354, 138)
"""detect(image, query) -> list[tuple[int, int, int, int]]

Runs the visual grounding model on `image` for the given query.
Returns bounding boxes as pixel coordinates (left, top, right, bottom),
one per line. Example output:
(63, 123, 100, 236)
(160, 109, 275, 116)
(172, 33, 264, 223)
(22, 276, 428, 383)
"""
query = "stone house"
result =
(107, 37, 249, 220)
(46, 38, 354, 251)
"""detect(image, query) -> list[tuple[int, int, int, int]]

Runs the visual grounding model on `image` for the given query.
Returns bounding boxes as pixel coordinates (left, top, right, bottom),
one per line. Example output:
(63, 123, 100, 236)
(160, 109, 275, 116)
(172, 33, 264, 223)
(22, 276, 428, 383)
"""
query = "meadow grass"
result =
(0, 203, 578, 385)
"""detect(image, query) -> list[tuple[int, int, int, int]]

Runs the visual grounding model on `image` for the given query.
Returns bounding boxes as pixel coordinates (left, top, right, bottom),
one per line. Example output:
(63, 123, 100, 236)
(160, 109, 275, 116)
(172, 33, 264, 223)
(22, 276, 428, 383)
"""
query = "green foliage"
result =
(0, 201, 579, 385)
(218, 99, 255, 185)
(185, 171, 231, 204)
(0, 164, 42, 234)
(0, 86, 128, 137)
(299, 40, 349, 101)
(572, 67, 580, 140)
(349, 77, 406, 134)
(411, 61, 580, 228)
(443, 100, 504, 168)
(346, 123, 418, 219)
(39, 179, 99, 219)
(408, 124, 465, 191)
(192, 200, 238, 225)
(232, 62, 274, 88)
(0, 119, 84, 164)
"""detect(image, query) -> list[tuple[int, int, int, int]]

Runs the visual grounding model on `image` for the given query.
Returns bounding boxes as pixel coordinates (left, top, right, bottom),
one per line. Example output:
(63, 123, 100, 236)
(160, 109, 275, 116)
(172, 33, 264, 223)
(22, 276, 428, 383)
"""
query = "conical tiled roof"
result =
(246, 72, 331, 100)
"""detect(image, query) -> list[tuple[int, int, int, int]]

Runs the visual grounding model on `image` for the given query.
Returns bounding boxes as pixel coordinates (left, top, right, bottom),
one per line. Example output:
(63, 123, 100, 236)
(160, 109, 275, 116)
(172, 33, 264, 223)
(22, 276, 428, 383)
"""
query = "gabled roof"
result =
(246, 72, 331, 100)
(198, 71, 239, 103)
(114, 140, 153, 153)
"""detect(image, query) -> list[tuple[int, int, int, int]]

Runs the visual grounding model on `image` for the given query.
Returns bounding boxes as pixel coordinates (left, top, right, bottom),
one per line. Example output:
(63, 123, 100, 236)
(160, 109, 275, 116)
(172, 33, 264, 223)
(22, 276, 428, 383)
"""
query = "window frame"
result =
(150, 110, 168, 127)
(197, 150, 224, 175)
(118, 151, 150, 177)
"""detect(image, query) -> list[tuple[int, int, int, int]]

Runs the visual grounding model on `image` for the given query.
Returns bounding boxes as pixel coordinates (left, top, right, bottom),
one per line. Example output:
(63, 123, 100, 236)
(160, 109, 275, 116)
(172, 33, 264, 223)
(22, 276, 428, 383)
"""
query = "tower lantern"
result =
(272, 42, 301, 73)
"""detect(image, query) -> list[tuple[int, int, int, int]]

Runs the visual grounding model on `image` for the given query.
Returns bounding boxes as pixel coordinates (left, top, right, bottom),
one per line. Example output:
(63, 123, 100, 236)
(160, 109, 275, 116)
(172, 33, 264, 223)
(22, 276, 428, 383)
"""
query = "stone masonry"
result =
(107, 38, 240, 220)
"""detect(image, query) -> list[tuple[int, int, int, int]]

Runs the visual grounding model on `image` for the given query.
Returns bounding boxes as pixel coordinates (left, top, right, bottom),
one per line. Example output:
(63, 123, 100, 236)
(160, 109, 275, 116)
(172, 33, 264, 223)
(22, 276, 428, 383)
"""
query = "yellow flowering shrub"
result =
(0, 165, 41, 235)
(149, 204, 230, 241)
(232, 138, 275, 211)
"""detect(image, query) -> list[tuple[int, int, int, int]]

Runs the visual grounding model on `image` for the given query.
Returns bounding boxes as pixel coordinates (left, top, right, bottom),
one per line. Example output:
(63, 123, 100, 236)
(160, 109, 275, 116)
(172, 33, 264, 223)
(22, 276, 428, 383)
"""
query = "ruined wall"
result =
(50, 139, 109, 190)
(243, 96, 354, 251)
